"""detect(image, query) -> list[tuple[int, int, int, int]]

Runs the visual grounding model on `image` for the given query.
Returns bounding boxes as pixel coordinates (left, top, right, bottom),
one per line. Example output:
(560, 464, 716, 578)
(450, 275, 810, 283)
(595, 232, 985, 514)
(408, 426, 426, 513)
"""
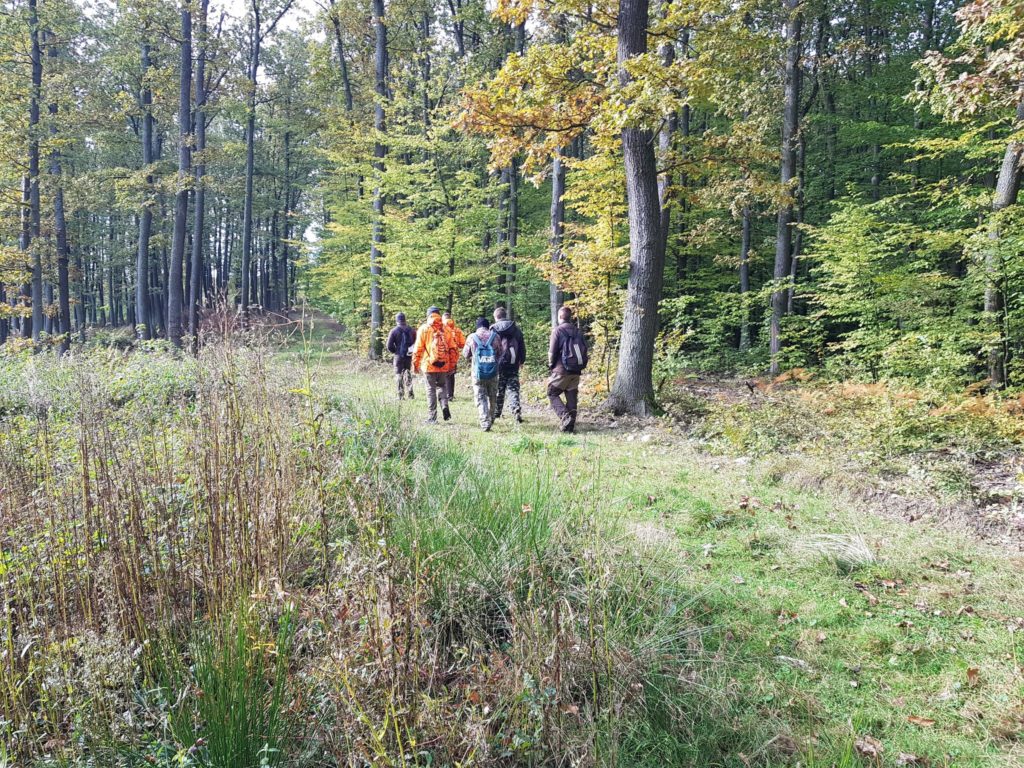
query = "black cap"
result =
(395, 312, 406, 323)
(476, 317, 489, 329)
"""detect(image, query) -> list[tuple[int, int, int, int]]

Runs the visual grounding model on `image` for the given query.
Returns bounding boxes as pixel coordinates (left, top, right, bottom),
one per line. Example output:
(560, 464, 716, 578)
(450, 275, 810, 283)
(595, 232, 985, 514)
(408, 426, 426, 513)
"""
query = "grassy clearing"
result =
(1, 334, 711, 766)
(315, 338, 1024, 768)
(2, 325, 1022, 766)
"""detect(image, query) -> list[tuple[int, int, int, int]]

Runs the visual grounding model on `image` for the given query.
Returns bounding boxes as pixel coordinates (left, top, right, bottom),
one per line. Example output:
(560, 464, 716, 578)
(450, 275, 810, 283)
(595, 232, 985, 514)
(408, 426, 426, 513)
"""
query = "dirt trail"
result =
(300, 314, 1023, 552)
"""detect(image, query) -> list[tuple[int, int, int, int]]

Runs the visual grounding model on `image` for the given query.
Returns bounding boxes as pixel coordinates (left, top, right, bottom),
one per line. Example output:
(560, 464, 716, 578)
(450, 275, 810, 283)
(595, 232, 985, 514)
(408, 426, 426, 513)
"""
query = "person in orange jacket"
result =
(442, 312, 466, 401)
(412, 307, 458, 423)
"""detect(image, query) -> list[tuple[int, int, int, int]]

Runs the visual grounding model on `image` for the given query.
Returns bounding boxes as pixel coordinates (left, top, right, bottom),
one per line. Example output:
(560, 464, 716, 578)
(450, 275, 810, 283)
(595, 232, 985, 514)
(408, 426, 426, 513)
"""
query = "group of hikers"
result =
(385, 305, 588, 433)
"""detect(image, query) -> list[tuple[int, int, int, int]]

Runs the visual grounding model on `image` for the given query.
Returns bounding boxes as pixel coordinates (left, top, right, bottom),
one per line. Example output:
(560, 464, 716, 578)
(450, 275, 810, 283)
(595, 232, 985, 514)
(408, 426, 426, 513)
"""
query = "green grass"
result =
(314, 344, 1024, 767)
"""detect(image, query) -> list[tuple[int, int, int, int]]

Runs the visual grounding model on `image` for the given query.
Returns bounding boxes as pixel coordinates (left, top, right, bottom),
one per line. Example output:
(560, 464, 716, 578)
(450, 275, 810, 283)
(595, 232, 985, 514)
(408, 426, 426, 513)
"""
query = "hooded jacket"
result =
(463, 327, 505, 379)
(386, 321, 415, 360)
(490, 319, 526, 371)
(413, 311, 458, 374)
(443, 316, 467, 351)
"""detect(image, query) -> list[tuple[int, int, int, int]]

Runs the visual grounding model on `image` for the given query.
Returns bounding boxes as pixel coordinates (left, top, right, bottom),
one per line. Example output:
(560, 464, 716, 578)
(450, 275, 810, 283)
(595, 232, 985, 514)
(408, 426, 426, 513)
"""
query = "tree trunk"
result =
(368, 0, 387, 359)
(28, 0, 43, 345)
(136, 43, 154, 340)
(168, 1, 193, 346)
(549, 149, 566, 327)
(327, 0, 354, 113)
(769, 0, 802, 376)
(46, 33, 71, 355)
(240, 5, 260, 317)
(739, 206, 752, 352)
(607, 0, 664, 416)
(189, 0, 208, 347)
(984, 90, 1024, 388)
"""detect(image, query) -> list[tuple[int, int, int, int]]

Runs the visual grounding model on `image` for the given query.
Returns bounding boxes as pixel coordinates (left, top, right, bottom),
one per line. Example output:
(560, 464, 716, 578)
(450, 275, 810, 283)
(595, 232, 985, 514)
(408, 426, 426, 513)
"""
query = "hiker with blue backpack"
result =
(385, 312, 416, 400)
(463, 317, 505, 432)
(548, 306, 588, 433)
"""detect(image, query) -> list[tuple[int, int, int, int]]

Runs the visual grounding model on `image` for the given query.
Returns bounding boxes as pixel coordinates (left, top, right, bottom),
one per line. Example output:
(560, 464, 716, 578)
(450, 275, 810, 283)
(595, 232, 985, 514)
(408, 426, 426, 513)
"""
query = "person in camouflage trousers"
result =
(490, 306, 526, 423)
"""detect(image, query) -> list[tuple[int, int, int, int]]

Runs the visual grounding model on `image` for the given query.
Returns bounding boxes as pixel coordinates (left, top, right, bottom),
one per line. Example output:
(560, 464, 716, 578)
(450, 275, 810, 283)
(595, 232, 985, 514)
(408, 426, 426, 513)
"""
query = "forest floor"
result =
(281, 317, 1024, 767)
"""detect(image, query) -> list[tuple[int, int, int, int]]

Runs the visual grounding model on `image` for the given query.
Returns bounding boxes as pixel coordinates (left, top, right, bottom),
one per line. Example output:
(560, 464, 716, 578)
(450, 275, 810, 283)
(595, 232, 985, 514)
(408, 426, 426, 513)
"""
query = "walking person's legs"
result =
(425, 374, 439, 422)
(447, 372, 456, 401)
(487, 379, 498, 427)
(506, 371, 522, 421)
(495, 370, 508, 419)
(403, 368, 414, 398)
(564, 386, 579, 432)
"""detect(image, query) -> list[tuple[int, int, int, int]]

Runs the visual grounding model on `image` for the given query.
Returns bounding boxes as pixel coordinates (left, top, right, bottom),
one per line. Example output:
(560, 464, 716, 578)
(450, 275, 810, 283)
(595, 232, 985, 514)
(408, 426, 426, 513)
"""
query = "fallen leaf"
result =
(816, 631, 827, 644)
(907, 715, 936, 728)
(897, 753, 930, 766)
(966, 667, 980, 687)
(854, 734, 883, 758)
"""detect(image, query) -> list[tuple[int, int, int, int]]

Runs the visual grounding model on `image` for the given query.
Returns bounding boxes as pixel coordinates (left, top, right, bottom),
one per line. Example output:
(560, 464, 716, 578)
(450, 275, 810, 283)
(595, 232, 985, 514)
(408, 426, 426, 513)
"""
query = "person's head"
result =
(476, 317, 489, 330)
(426, 306, 440, 318)
(558, 306, 573, 324)
(395, 312, 406, 325)
(442, 312, 451, 320)
(493, 306, 507, 321)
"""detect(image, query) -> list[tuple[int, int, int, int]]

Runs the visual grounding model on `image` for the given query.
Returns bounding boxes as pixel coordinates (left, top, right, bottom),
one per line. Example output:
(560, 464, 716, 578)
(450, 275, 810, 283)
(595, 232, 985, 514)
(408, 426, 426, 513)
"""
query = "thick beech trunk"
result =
(769, 0, 802, 376)
(607, 0, 664, 416)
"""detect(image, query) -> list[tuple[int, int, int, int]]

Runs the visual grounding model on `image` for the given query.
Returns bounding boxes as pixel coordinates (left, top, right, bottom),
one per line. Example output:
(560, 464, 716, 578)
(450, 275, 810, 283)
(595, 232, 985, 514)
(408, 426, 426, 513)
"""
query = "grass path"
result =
(285, 330, 1024, 767)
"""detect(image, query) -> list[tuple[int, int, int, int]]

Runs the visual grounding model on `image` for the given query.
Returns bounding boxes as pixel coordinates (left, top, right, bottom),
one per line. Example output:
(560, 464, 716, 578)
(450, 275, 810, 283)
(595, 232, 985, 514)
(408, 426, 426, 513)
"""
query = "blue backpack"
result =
(473, 332, 498, 380)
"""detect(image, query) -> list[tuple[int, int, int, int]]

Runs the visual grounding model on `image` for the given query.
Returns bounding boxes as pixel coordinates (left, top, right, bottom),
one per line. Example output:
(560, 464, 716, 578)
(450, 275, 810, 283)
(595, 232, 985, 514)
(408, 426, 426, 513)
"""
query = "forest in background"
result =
(0, 0, 1022, 411)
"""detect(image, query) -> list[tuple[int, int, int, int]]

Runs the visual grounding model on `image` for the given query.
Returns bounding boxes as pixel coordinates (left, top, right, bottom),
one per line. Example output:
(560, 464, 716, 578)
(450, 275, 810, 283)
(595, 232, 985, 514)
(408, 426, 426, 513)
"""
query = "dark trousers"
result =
(446, 371, 457, 400)
(394, 357, 413, 399)
(547, 371, 580, 426)
(495, 367, 522, 418)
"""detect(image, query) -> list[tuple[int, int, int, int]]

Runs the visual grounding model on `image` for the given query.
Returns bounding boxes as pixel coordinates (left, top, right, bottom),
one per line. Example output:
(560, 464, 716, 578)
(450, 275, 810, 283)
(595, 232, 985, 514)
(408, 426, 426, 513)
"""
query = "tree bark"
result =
(189, 0, 209, 347)
(984, 90, 1024, 388)
(28, 0, 43, 345)
(769, 0, 802, 376)
(136, 43, 154, 340)
(739, 206, 752, 352)
(46, 33, 71, 355)
(369, 0, 387, 359)
(327, 0, 354, 113)
(168, 1, 193, 346)
(240, 2, 260, 317)
(607, 0, 664, 416)
(549, 149, 566, 327)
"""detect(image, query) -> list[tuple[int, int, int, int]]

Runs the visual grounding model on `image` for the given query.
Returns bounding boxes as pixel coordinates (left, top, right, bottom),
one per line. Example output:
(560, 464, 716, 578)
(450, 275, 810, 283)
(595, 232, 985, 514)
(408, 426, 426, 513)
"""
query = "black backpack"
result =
(397, 326, 414, 358)
(495, 324, 522, 367)
(559, 326, 588, 374)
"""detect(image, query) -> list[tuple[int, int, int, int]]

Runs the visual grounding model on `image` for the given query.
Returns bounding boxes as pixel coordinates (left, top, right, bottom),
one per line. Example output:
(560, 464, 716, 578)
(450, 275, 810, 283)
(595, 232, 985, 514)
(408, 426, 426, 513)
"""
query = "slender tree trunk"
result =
(549, 149, 566, 327)
(136, 43, 154, 339)
(608, 0, 664, 416)
(769, 0, 802, 376)
(46, 33, 71, 355)
(189, 0, 209, 347)
(984, 90, 1024, 388)
(327, 0, 354, 113)
(369, 0, 387, 359)
(739, 206, 752, 352)
(168, 1, 192, 346)
(240, 8, 260, 317)
(28, 0, 43, 345)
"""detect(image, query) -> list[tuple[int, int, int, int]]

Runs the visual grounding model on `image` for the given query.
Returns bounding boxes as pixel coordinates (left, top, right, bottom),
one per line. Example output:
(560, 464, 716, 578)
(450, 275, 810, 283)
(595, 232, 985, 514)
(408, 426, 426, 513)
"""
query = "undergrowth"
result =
(0, 338, 720, 766)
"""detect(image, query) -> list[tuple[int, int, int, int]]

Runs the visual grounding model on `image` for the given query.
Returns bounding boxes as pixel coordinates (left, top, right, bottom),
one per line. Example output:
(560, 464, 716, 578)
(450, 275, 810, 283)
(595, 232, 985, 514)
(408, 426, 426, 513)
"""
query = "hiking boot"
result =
(425, 417, 437, 424)
(483, 421, 492, 432)
(515, 414, 524, 424)
(442, 405, 451, 421)
(558, 414, 573, 432)
(493, 409, 503, 420)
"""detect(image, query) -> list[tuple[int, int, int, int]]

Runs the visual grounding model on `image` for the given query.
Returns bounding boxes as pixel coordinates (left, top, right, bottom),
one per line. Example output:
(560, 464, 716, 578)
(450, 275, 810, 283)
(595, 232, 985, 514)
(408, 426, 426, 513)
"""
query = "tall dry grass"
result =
(1, 335, 707, 766)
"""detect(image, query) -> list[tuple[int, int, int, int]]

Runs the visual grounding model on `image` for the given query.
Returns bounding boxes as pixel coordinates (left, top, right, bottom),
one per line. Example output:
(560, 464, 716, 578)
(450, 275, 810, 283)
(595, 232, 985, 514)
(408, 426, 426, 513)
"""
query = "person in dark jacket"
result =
(490, 306, 526, 423)
(385, 312, 416, 400)
(548, 306, 586, 433)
